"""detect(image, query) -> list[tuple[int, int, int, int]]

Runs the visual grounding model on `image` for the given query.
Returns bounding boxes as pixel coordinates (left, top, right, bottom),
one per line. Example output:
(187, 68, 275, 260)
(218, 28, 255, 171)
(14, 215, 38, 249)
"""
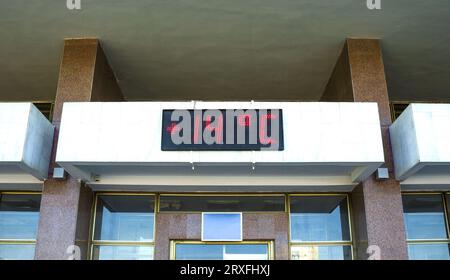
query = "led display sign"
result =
(161, 109, 284, 151)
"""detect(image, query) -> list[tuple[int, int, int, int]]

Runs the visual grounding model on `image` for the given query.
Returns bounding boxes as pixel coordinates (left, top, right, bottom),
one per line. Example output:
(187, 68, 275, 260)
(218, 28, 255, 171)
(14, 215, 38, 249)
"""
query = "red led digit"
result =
(216, 114, 223, 143)
(203, 114, 223, 143)
(237, 114, 251, 127)
(264, 113, 276, 120)
(166, 122, 181, 134)
(204, 115, 213, 131)
(259, 114, 277, 145)
(193, 114, 201, 144)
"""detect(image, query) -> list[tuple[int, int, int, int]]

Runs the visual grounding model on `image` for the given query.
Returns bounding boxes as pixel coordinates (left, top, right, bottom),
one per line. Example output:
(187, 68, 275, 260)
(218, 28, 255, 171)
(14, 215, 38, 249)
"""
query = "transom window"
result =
(91, 194, 156, 260)
(402, 193, 450, 260)
(0, 192, 41, 260)
(159, 194, 285, 212)
(289, 195, 353, 260)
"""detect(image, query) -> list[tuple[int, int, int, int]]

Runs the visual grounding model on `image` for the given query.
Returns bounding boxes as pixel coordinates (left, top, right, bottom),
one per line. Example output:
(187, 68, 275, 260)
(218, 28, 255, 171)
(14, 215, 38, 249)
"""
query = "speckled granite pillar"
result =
(322, 38, 408, 260)
(154, 213, 289, 260)
(34, 39, 123, 260)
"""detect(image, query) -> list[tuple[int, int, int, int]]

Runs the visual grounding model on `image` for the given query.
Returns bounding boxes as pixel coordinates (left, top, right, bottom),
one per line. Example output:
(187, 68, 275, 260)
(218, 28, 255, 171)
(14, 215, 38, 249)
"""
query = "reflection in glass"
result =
(0, 194, 41, 240)
(408, 244, 450, 260)
(402, 195, 448, 240)
(93, 245, 154, 260)
(94, 195, 155, 241)
(0, 244, 35, 260)
(159, 196, 285, 212)
(290, 196, 350, 242)
(202, 213, 242, 241)
(175, 244, 269, 260)
(290, 245, 352, 260)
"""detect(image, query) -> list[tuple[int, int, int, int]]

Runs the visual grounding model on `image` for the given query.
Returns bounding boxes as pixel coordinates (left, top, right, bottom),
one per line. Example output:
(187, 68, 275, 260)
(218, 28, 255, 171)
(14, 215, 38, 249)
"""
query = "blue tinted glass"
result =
(0, 244, 35, 260)
(0, 194, 41, 239)
(408, 244, 450, 260)
(402, 195, 448, 240)
(202, 213, 242, 241)
(290, 196, 350, 242)
(94, 195, 155, 241)
(93, 245, 154, 260)
(175, 244, 268, 260)
(290, 245, 352, 260)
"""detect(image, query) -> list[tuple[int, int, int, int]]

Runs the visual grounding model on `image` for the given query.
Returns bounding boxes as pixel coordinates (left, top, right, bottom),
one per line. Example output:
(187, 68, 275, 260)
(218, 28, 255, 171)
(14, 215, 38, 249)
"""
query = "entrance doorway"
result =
(170, 241, 273, 260)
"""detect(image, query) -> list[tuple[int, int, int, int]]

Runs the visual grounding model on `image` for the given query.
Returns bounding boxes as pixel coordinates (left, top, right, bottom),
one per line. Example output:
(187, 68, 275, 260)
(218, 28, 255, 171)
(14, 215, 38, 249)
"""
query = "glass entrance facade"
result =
(84, 193, 354, 260)
(402, 193, 450, 260)
(0, 192, 41, 260)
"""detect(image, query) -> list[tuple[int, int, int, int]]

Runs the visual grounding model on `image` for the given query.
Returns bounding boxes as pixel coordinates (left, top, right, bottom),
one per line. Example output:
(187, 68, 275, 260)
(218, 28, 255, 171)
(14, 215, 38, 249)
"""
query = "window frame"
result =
(287, 193, 354, 260)
(0, 191, 41, 260)
(169, 240, 274, 260)
(89, 192, 157, 260)
(402, 192, 450, 259)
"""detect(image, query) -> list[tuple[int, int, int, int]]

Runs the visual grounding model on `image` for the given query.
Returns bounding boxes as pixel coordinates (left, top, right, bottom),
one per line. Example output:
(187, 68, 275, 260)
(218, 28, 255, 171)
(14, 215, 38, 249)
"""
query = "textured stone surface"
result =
(155, 213, 289, 260)
(34, 38, 122, 260)
(323, 38, 408, 260)
(34, 178, 81, 260)
(52, 39, 98, 124)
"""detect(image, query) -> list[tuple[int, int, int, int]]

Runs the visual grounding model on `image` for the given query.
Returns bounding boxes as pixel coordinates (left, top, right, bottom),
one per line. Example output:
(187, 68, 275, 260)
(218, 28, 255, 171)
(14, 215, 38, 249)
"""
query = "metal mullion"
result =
(159, 193, 285, 197)
(407, 240, 450, 244)
(401, 192, 443, 195)
(91, 240, 155, 246)
(0, 239, 36, 245)
(290, 241, 352, 246)
(442, 193, 450, 240)
(95, 192, 156, 197)
(0, 191, 41, 195)
(89, 192, 99, 260)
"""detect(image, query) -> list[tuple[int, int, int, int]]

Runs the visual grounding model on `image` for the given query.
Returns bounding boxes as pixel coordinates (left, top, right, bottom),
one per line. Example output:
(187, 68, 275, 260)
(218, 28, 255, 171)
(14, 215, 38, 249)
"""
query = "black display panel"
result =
(161, 109, 284, 151)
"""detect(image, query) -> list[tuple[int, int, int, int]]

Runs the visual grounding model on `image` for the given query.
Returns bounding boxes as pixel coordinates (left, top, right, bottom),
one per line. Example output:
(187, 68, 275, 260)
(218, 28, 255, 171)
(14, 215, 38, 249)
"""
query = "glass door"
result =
(171, 241, 273, 260)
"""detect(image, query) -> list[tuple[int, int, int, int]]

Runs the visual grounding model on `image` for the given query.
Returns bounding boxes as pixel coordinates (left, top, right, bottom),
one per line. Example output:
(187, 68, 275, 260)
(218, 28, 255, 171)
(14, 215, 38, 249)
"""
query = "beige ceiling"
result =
(0, 0, 449, 102)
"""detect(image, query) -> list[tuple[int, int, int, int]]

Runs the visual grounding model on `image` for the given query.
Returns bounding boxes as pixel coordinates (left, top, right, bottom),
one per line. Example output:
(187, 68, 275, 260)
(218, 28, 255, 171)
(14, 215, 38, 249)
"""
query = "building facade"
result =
(1, 4, 450, 260)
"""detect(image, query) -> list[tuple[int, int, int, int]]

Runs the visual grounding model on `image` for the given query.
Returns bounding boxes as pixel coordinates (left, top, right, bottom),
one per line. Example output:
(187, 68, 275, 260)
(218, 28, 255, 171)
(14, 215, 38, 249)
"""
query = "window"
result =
(91, 194, 156, 260)
(0, 192, 41, 260)
(171, 241, 272, 260)
(159, 195, 285, 212)
(390, 102, 410, 121)
(402, 193, 450, 260)
(32, 102, 54, 120)
(289, 195, 353, 260)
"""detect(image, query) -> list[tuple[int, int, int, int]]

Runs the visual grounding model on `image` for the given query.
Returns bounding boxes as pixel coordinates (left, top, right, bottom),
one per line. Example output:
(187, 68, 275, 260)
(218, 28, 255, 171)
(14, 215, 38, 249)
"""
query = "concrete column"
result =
(322, 38, 408, 260)
(35, 39, 123, 260)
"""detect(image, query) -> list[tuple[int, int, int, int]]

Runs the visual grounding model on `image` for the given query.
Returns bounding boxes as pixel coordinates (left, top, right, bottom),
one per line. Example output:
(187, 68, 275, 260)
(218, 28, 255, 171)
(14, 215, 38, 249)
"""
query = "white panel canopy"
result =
(390, 103, 450, 190)
(0, 103, 54, 189)
(56, 101, 384, 191)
